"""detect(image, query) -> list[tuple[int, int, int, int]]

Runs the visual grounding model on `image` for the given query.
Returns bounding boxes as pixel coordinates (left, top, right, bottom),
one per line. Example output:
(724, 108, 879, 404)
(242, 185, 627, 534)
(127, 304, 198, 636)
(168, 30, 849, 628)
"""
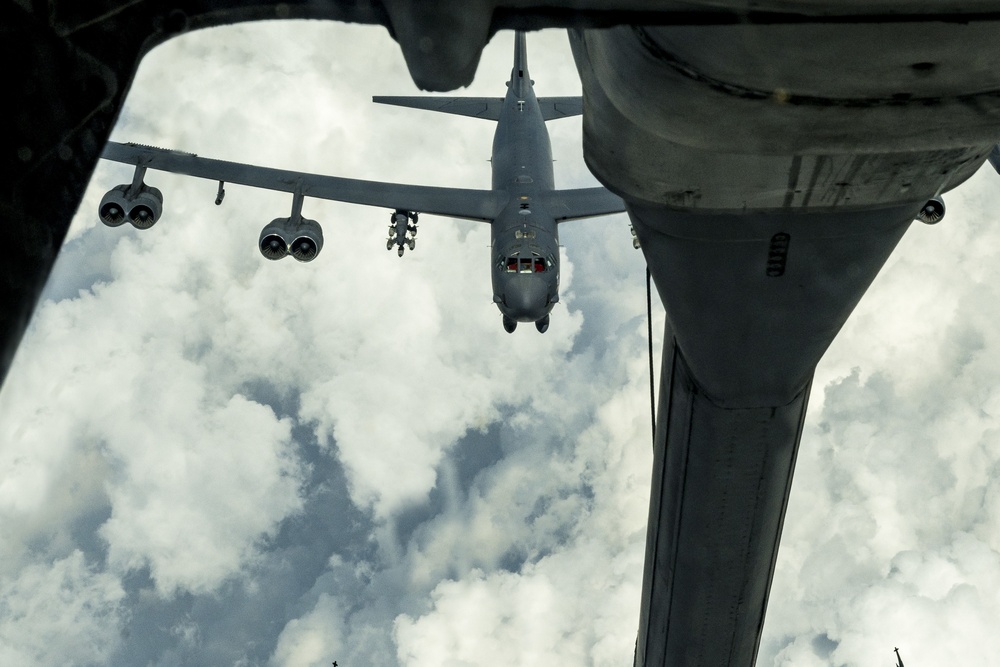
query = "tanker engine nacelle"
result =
(99, 182, 163, 229)
(258, 217, 324, 262)
(916, 196, 945, 225)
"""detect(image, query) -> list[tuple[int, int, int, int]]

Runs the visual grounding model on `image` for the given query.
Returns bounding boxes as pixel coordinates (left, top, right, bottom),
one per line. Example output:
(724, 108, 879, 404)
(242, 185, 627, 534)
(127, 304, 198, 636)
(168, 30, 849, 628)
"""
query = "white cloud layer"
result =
(761, 166, 1000, 665)
(0, 551, 125, 667)
(1, 18, 998, 667)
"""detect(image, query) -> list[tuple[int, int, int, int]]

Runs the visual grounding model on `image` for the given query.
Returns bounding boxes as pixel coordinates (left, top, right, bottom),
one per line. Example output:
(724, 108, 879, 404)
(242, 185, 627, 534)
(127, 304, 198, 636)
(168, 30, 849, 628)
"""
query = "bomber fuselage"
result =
(488, 34, 560, 327)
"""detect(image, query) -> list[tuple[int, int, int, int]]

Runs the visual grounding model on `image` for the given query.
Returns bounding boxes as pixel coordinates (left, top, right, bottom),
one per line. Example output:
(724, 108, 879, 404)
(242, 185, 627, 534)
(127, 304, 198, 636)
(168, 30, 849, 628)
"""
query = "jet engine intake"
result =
(99, 185, 130, 227)
(916, 197, 945, 224)
(290, 218, 324, 262)
(127, 184, 163, 229)
(99, 182, 163, 229)
(259, 219, 290, 260)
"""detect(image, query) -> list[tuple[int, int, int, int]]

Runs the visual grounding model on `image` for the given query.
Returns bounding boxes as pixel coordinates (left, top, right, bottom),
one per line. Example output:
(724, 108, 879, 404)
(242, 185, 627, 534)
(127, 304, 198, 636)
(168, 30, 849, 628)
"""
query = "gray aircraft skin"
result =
(571, 23, 999, 667)
(9, 4, 1000, 667)
(97, 32, 625, 334)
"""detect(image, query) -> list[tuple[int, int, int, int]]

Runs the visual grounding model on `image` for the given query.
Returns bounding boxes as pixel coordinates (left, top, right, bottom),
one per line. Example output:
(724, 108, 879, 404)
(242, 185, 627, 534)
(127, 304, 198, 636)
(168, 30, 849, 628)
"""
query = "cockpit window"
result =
(505, 256, 547, 273)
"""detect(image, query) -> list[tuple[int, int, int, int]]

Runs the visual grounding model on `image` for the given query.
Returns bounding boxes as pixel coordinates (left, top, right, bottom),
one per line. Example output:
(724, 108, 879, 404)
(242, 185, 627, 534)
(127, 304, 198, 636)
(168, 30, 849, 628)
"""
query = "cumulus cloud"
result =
(0, 551, 125, 667)
(270, 589, 349, 667)
(392, 354, 653, 667)
(760, 167, 1000, 665)
(2, 222, 308, 595)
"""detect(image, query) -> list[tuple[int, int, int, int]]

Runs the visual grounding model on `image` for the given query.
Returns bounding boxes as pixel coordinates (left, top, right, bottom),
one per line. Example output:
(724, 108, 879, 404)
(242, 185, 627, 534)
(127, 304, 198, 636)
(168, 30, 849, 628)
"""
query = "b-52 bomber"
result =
(98, 31, 625, 334)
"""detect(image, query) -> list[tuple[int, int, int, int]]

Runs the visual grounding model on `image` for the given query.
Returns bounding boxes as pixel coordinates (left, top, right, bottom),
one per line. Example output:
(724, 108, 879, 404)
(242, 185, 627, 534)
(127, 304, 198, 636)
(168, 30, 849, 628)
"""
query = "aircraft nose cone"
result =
(504, 277, 549, 322)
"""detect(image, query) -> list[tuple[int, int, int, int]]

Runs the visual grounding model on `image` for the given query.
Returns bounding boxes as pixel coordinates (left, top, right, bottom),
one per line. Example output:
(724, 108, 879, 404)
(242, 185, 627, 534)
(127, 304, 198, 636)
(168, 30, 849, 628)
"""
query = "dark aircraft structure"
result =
(8, 2, 1000, 667)
(97, 33, 625, 334)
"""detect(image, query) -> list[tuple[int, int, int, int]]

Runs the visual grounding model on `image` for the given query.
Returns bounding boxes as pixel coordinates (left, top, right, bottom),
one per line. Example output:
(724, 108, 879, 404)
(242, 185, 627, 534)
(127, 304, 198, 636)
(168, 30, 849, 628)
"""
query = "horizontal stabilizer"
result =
(373, 96, 583, 121)
(542, 187, 626, 222)
(373, 96, 503, 120)
(538, 97, 583, 120)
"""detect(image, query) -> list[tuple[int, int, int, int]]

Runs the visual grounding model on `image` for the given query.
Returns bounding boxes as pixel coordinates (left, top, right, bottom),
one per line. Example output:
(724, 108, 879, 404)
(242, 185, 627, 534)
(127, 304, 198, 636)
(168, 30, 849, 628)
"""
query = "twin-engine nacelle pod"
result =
(917, 197, 945, 225)
(258, 217, 324, 262)
(99, 183, 163, 229)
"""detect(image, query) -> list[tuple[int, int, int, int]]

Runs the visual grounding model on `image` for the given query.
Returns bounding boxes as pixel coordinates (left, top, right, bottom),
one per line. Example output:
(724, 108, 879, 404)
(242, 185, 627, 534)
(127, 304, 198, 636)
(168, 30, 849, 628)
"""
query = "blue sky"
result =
(1, 21, 999, 667)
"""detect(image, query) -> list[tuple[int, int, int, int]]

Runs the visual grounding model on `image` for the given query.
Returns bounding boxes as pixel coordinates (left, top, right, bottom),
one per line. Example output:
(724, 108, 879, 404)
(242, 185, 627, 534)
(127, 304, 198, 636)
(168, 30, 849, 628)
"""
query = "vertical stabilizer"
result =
(511, 31, 530, 97)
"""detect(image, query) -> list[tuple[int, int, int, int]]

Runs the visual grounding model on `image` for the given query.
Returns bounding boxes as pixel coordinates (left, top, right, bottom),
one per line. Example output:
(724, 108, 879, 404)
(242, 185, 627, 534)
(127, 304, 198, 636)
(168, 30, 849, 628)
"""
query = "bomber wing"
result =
(101, 142, 506, 222)
(541, 187, 626, 221)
